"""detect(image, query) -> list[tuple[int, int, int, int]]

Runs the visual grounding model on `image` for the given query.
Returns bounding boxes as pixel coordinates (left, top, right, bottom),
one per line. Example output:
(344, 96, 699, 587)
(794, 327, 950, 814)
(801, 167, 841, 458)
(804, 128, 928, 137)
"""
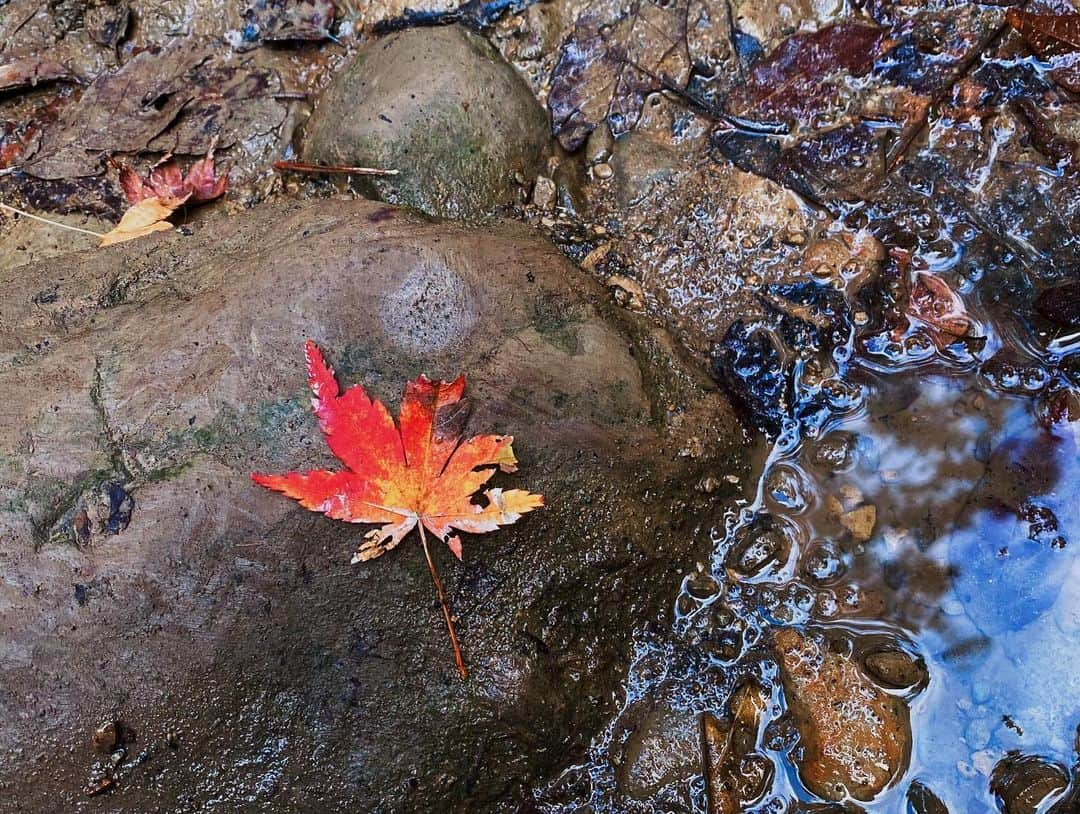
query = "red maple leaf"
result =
(252, 341, 544, 677)
(115, 141, 228, 205)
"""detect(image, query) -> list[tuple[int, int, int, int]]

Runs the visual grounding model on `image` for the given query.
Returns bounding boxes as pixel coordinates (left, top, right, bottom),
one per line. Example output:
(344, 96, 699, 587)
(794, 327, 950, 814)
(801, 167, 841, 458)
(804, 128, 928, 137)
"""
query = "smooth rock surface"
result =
(302, 26, 549, 220)
(775, 628, 912, 802)
(0, 197, 744, 812)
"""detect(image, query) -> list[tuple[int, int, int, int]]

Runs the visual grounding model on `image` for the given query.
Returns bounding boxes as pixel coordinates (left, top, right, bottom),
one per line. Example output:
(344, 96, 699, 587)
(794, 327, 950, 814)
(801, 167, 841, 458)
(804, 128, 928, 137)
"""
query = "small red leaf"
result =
(115, 147, 228, 206)
(906, 270, 971, 348)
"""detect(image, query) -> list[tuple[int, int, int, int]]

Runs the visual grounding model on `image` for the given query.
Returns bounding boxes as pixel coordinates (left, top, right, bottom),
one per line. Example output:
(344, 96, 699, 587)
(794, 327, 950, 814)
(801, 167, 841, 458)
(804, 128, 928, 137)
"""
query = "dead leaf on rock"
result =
(20, 43, 285, 178)
(1007, 9, 1080, 93)
(549, 0, 693, 151)
(23, 42, 213, 179)
(244, 0, 337, 42)
(116, 144, 228, 204)
(0, 56, 73, 92)
(146, 62, 286, 155)
(725, 23, 896, 132)
(99, 195, 186, 247)
(907, 269, 971, 348)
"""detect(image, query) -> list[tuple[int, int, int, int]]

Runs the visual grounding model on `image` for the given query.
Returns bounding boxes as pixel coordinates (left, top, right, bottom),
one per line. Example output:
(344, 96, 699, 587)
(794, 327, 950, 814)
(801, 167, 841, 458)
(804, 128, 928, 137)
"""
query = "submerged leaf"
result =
(725, 23, 895, 130)
(1007, 9, 1080, 93)
(907, 269, 971, 348)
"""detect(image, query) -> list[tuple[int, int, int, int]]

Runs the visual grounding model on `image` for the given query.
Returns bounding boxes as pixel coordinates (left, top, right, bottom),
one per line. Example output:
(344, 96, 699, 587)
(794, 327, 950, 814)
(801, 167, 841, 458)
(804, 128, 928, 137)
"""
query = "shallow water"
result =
(537, 232, 1079, 811)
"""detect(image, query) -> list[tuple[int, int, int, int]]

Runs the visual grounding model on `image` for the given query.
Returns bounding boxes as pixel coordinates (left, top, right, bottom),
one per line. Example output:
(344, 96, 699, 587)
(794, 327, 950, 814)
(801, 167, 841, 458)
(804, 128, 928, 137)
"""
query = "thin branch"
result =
(273, 160, 399, 177)
(883, 9, 1023, 177)
(418, 523, 468, 679)
(0, 201, 106, 237)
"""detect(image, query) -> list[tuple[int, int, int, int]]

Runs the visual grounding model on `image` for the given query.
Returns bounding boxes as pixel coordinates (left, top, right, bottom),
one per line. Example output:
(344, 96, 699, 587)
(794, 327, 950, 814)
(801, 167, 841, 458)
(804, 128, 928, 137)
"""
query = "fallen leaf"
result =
(146, 62, 285, 155)
(99, 195, 186, 247)
(1007, 9, 1080, 93)
(0, 56, 72, 92)
(549, 0, 693, 151)
(243, 0, 336, 42)
(23, 42, 211, 179)
(1014, 98, 1079, 169)
(252, 342, 544, 677)
(21, 43, 285, 179)
(117, 144, 228, 205)
(725, 23, 895, 130)
(906, 269, 971, 348)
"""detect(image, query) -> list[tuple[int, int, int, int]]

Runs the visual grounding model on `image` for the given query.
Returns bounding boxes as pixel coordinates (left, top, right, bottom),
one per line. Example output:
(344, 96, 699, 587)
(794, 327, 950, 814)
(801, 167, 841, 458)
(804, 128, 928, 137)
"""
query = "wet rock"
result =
(727, 514, 795, 578)
(91, 722, 120, 754)
(616, 704, 700, 799)
(701, 682, 773, 813)
(531, 175, 556, 210)
(863, 649, 928, 691)
(0, 197, 743, 812)
(810, 431, 859, 472)
(840, 504, 877, 543)
(590, 94, 816, 354)
(990, 754, 1070, 814)
(907, 780, 949, 814)
(1034, 281, 1080, 331)
(606, 274, 645, 312)
(91, 719, 135, 754)
(302, 26, 549, 220)
(775, 628, 911, 802)
(711, 321, 788, 436)
(765, 463, 810, 512)
(85, 3, 130, 49)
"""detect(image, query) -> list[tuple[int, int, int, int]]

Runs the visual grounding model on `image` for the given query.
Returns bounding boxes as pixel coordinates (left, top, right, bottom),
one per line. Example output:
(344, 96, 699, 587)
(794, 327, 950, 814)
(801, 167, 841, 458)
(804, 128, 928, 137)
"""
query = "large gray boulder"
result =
(0, 197, 744, 811)
(302, 26, 549, 220)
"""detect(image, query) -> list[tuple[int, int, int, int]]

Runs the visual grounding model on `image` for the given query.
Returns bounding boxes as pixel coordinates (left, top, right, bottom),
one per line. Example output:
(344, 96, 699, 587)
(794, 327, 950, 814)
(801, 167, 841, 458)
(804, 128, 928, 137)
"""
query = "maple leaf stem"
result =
(418, 523, 468, 680)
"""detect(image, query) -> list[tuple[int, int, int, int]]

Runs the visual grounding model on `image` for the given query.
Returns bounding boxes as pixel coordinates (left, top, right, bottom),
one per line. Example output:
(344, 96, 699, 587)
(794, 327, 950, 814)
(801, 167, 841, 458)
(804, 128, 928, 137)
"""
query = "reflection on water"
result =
(538, 344, 1078, 811)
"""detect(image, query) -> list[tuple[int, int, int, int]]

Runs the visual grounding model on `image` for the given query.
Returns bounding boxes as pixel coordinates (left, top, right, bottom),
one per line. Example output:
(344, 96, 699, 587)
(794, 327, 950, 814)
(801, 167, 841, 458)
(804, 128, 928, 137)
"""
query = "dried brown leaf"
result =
(0, 56, 72, 91)
(1007, 9, 1080, 93)
(549, 0, 693, 151)
(726, 23, 894, 130)
(99, 195, 186, 247)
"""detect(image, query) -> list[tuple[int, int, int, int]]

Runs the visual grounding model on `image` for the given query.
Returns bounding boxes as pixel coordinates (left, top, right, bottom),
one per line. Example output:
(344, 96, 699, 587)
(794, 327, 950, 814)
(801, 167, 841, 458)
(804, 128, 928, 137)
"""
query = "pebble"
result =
(840, 504, 877, 542)
(593, 162, 614, 180)
(532, 176, 556, 210)
(606, 274, 645, 311)
(863, 649, 928, 689)
(775, 628, 911, 802)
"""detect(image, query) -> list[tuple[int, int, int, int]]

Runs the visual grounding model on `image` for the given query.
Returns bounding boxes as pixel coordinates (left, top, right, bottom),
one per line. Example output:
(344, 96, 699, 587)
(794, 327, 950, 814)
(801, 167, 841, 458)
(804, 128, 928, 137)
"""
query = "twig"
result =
(273, 160, 399, 177)
(418, 524, 468, 679)
(883, 11, 1021, 176)
(0, 201, 106, 237)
